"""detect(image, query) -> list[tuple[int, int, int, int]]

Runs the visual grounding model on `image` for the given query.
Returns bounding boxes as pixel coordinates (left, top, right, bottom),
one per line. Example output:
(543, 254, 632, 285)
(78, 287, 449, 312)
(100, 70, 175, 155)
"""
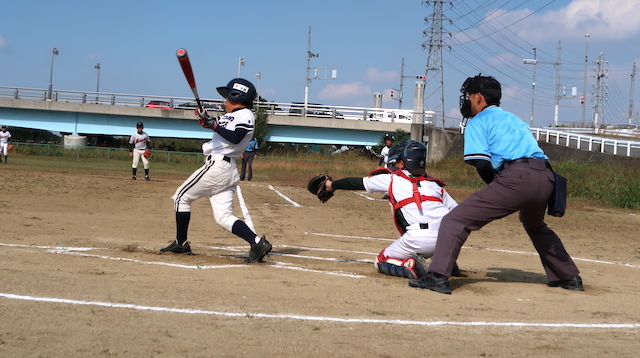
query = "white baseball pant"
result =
(131, 149, 149, 169)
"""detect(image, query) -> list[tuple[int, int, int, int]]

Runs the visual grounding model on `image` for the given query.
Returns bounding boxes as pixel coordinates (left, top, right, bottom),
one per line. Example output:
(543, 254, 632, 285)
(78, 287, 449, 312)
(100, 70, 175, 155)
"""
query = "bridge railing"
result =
(1, 86, 435, 124)
(532, 127, 640, 157)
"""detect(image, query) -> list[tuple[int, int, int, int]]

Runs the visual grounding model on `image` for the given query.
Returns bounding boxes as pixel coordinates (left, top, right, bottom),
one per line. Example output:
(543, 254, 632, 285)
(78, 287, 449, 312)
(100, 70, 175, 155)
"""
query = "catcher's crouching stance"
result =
(308, 141, 462, 279)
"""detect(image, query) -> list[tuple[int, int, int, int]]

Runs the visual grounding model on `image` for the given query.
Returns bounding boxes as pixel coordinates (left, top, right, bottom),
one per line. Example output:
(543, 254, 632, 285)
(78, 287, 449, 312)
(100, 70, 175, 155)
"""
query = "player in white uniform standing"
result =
(377, 133, 394, 168)
(128, 122, 151, 181)
(0, 125, 11, 164)
(160, 78, 272, 263)
(322, 141, 461, 279)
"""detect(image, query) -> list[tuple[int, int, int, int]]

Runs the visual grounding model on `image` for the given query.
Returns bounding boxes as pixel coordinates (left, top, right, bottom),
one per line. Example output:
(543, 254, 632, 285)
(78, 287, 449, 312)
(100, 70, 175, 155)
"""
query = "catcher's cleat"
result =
(145, 175, 150, 181)
(408, 272, 452, 294)
(246, 236, 272, 263)
(547, 275, 584, 291)
(160, 241, 192, 255)
(411, 253, 430, 278)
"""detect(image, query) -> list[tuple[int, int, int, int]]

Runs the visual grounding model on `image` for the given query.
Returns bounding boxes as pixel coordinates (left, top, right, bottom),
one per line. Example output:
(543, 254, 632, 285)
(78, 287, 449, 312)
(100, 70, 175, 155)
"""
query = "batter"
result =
(160, 78, 272, 263)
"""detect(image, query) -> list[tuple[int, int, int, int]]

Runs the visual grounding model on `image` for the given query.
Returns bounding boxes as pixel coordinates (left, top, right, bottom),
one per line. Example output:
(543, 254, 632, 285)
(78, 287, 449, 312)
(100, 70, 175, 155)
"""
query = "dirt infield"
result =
(1, 160, 639, 357)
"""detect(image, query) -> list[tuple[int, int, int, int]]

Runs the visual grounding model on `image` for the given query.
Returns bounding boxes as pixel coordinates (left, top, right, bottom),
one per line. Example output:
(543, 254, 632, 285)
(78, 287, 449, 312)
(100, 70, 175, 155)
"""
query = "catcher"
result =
(128, 122, 151, 181)
(308, 140, 461, 279)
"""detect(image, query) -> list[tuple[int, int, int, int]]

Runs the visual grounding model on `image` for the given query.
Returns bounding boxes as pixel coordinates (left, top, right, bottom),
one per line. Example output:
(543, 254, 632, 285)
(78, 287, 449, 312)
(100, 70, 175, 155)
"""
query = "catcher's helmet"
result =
(217, 78, 257, 108)
(459, 74, 501, 118)
(398, 140, 427, 170)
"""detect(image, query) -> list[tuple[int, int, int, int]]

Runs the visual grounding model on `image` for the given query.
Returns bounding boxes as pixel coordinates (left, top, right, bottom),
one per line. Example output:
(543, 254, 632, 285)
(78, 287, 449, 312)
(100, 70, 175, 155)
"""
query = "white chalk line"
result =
(1, 293, 637, 330)
(354, 192, 377, 201)
(208, 245, 375, 264)
(304, 233, 640, 270)
(235, 186, 254, 232)
(306, 232, 394, 242)
(0, 242, 364, 278)
(268, 184, 301, 207)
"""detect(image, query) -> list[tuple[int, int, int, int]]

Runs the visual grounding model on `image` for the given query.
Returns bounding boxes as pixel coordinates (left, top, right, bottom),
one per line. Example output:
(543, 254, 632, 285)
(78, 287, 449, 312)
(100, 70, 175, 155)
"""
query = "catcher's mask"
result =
(459, 75, 502, 130)
(389, 140, 427, 170)
(217, 78, 257, 108)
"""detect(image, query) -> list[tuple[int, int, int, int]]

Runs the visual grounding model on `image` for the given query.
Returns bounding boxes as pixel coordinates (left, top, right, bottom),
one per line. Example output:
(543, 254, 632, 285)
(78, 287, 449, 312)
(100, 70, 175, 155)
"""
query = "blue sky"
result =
(1, 0, 639, 128)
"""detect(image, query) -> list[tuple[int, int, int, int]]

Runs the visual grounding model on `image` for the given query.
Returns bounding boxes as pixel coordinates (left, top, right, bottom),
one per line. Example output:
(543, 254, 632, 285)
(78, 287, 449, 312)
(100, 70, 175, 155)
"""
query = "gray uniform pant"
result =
(428, 158, 580, 282)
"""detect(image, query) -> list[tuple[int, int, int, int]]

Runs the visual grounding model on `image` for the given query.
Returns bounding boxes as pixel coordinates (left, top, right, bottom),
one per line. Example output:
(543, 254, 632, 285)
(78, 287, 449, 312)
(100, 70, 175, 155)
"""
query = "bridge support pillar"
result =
(63, 135, 87, 148)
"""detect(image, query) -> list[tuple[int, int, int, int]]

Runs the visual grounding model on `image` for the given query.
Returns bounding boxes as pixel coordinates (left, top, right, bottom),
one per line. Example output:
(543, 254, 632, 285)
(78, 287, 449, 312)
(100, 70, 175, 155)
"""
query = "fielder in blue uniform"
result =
(409, 75, 583, 294)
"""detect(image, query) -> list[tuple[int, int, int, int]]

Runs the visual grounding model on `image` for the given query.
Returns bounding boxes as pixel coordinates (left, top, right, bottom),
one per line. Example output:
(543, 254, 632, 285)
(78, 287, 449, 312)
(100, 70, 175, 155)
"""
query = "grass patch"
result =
(7, 143, 640, 210)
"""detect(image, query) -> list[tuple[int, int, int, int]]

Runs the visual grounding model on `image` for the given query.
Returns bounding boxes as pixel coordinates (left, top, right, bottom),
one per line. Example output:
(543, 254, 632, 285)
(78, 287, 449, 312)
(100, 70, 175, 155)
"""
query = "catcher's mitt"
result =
(143, 149, 151, 158)
(307, 173, 334, 203)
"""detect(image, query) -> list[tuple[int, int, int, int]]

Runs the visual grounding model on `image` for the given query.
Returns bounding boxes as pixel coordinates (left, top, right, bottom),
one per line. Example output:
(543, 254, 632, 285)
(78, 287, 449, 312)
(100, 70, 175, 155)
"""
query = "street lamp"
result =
(47, 47, 59, 100)
(94, 63, 101, 103)
(237, 57, 244, 77)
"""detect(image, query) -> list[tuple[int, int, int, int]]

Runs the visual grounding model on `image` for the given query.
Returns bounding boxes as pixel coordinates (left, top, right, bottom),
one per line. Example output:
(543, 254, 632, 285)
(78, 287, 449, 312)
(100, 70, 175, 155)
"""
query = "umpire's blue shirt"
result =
(463, 106, 547, 172)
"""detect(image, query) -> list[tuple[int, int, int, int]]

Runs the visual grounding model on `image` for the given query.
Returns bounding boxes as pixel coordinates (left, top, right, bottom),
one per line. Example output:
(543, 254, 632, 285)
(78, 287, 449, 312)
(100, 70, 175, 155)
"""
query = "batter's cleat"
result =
(131, 176, 136, 180)
(246, 236, 272, 263)
(408, 272, 452, 294)
(160, 241, 192, 255)
(547, 275, 584, 291)
(145, 175, 150, 181)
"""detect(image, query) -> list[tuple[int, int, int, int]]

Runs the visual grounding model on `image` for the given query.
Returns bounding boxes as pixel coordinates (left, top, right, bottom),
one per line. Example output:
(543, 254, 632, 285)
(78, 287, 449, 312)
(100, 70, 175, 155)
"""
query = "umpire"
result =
(409, 75, 583, 294)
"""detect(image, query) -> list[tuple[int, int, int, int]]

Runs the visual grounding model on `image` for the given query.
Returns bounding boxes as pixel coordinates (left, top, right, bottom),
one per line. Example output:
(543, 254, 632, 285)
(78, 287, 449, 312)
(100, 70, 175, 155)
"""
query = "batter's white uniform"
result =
(0, 129, 11, 157)
(172, 108, 254, 231)
(364, 170, 458, 259)
(129, 131, 150, 169)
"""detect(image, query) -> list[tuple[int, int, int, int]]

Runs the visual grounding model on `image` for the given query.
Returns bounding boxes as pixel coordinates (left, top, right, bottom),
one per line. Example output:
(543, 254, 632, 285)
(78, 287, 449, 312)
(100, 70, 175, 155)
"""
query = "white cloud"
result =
(316, 82, 372, 102)
(365, 67, 397, 83)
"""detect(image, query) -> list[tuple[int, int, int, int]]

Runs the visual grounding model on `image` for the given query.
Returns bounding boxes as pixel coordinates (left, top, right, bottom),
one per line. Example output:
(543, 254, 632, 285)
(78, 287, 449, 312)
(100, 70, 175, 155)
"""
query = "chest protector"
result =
(370, 168, 446, 234)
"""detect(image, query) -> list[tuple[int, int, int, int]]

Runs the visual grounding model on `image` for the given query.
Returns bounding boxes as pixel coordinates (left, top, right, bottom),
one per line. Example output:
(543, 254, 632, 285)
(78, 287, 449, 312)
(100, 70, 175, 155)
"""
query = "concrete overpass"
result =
(0, 98, 414, 146)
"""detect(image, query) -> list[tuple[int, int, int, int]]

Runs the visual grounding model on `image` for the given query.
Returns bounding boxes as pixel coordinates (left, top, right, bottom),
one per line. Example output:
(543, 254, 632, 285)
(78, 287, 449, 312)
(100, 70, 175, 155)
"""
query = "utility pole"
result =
(553, 40, 562, 127)
(629, 62, 636, 125)
(529, 47, 537, 126)
(592, 52, 607, 133)
(422, 0, 452, 129)
(304, 26, 336, 115)
(581, 34, 590, 126)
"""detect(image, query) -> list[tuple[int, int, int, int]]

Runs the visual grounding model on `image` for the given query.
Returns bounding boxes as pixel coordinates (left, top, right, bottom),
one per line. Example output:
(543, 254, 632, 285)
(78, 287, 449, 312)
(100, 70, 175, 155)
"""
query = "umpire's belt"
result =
(505, 158, 551, 168)
(206, 155, 231, 163)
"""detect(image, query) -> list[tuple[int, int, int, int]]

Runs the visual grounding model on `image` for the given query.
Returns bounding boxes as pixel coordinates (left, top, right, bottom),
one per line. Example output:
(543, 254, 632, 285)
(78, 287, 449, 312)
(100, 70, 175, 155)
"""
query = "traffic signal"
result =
(415, 76, 427, 80)
(390, 90, 395, 99)
(580, 96, 585, 104)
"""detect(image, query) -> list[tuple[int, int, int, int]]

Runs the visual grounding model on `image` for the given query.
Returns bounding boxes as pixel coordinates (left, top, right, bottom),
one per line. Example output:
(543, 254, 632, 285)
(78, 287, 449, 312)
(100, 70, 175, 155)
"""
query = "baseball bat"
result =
(176, 48, 203, 109)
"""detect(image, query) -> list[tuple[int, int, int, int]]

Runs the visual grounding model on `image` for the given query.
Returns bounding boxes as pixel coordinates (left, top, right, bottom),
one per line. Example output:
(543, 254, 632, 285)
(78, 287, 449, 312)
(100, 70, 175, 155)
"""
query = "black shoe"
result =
(548, 275, 584, 291)
(451, 263, 466, 277)
(411, 253, 429, 278)
(408, 272, 452, 294)
(131, 176, 136, 180)
(246, 236, 272, 263)
(160, 241, 192, 255)
(145, 175, 150, 181)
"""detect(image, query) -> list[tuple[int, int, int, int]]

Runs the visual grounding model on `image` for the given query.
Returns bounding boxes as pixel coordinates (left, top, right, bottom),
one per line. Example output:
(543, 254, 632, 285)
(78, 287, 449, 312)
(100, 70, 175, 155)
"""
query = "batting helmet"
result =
(384, 133, 395, 142)
(398, 140, 427, 170)
(459, 74, 501, 118)
(217, 78, 257, 108)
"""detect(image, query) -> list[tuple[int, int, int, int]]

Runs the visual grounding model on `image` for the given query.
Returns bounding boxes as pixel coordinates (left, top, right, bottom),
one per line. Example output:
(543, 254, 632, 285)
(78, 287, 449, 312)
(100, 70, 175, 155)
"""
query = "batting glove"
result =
(195, 106, 210, 120)
(199, 116, 218, 130)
